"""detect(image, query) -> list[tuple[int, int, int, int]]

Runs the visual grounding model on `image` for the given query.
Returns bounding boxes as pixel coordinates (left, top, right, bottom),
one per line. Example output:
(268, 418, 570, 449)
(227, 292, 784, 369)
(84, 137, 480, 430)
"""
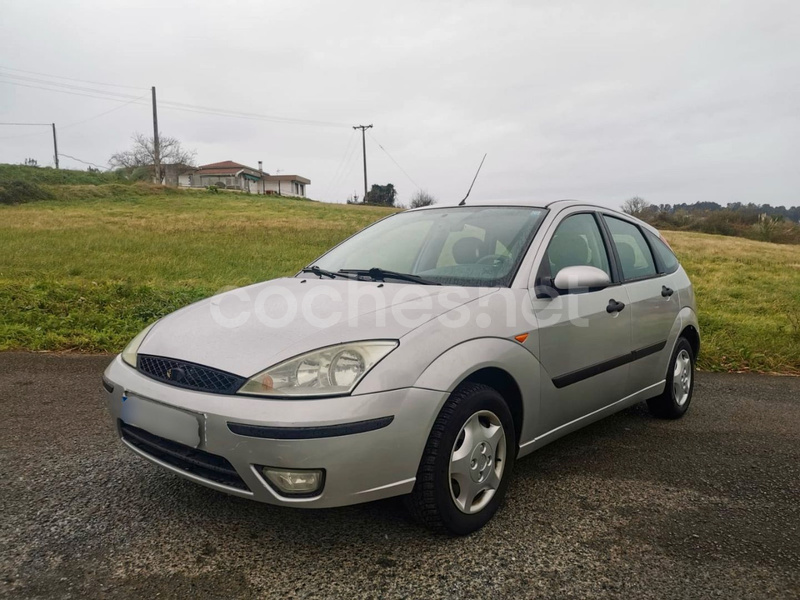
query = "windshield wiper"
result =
(301, 266, 352, 279)
(339, 268, 441, 286)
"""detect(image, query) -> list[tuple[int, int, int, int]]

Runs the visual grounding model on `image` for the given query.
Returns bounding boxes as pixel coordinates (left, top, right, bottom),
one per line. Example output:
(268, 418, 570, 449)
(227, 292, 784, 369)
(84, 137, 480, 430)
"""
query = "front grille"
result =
(120, 420, 249, 491)
(137, 354, 246, 395)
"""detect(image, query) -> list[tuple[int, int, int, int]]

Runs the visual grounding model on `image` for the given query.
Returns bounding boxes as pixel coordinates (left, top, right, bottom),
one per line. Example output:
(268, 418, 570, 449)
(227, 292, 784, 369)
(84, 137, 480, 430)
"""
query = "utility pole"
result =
(151, 86, 161, 184)
(353, 124, 372, 202)
(51, 123, 59, 169)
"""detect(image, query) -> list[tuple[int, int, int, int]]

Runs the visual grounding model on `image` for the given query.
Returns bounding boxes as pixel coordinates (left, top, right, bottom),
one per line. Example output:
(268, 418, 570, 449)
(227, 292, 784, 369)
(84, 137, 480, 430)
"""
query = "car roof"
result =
(409, 198, 572, 210)
(411, 198, 622, 214)
(408, 199, 660, 234)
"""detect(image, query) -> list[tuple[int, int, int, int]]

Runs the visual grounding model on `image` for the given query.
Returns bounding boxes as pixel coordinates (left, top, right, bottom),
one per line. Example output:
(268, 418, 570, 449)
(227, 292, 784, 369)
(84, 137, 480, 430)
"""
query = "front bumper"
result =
(102, 355, 447, 508)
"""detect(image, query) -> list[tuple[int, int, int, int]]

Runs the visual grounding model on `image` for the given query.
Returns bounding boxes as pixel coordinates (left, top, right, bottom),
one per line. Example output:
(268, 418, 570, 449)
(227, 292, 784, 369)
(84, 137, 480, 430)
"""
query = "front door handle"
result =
(606, 299, 626, 313)
(661, 285, 674, 297)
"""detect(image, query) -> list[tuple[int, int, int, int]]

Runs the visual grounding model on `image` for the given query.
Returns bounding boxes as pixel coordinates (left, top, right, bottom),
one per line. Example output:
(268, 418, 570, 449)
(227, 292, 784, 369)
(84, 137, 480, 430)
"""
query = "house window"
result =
(226, 178, 233, 186)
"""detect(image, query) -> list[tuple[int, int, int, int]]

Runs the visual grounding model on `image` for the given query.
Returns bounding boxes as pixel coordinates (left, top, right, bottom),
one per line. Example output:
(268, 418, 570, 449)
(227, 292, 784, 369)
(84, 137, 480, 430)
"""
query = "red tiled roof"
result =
(198, 160, 249, 170)
(195, 160, 262, 176)
(195, 167, 245, 175)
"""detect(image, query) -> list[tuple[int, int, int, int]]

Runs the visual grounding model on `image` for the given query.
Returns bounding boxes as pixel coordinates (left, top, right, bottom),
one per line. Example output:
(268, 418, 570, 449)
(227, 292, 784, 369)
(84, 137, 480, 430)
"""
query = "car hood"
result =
(138, 277, 494, 377)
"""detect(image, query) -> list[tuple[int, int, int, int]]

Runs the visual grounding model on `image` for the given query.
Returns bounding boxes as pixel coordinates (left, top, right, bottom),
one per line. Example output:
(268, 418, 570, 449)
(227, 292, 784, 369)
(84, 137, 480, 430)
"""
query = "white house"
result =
(178, 160, 311, 197)
(263, 174, 310, 197)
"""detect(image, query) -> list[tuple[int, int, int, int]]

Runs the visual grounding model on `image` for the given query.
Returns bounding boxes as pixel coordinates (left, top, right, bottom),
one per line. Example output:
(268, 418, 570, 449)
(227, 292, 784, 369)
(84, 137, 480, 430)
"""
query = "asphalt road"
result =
(1, 353, 798, 599)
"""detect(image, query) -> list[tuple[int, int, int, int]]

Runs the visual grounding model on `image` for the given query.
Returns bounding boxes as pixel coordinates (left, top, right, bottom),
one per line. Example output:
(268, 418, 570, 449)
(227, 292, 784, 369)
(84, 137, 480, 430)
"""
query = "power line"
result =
(0, 73, 351, 128)
(0, 121, 52, 141)
(0, 94, 147, 141)
(0, 79, 147, 104)
(1, 66, 350, 126)
(60, 93, 149, 130)
(322, 130, 358, 199)
(57, 153, 109, 171)
(156, 98, 350, 128)
(0, 64, 148, 90)
(337, 148, 360, 201)
(0, 72, 143, 101)
(367, 131, 422, 190)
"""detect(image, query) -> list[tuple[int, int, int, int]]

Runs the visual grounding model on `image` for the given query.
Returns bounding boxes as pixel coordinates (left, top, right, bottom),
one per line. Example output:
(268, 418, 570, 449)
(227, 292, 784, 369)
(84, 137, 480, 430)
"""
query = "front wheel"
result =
(647, 337, 695, 419)
(406, 383, 516, 535)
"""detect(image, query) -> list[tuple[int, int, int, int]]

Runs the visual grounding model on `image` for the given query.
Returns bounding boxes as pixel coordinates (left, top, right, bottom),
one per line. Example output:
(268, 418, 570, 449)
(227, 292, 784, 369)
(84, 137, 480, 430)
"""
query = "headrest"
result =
(616, 241, 636, 268)
(549, 233, 590, 271)
(452, 237, 483, 264)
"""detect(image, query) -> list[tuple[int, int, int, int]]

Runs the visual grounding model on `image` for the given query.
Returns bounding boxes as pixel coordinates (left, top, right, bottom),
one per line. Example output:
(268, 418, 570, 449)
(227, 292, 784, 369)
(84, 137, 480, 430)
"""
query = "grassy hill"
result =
(664, 232, 799, 374)
(0, 182, 797, 374)
(0, 163, 129, 186)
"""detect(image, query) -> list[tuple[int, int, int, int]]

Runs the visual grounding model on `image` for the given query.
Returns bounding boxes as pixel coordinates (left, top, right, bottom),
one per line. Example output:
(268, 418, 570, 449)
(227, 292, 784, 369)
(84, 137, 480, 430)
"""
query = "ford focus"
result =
(102, 200, 699, 535)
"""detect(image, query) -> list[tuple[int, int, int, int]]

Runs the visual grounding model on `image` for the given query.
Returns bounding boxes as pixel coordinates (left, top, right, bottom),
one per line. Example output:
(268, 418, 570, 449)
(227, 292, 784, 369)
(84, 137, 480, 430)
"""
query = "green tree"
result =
(365, 183, 397, 206)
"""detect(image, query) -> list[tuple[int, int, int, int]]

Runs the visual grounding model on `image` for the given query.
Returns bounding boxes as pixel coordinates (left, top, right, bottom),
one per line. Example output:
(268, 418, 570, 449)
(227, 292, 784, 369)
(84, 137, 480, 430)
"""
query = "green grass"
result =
(0, 163, 130, 186)
(0, 186, 396, 351)
(0, 187, 798, 374)
(664, 231, 800, 374)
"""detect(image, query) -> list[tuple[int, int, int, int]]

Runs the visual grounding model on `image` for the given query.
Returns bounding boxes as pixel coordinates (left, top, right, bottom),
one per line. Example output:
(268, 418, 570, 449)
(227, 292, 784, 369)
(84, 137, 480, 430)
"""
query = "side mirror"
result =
(553, 265, 611, 292)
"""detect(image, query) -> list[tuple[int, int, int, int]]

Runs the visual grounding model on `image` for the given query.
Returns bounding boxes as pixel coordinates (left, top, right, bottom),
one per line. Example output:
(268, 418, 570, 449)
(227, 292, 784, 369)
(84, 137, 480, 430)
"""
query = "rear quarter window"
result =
(603, 216, 657, 281)
(645, 230, 680, 273)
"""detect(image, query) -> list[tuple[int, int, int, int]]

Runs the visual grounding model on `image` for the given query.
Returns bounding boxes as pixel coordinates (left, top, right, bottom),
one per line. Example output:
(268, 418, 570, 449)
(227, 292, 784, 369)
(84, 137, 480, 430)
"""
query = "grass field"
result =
(0, 163, 131, 186)
(0, 184, 798, 374)
(664, 232, 799, 373)
(0, 185, 395, 352)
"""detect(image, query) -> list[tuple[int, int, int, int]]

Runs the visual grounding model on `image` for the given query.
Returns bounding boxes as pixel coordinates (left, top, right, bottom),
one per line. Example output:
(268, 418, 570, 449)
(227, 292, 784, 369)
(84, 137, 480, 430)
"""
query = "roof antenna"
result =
(458, 153, 487, 206)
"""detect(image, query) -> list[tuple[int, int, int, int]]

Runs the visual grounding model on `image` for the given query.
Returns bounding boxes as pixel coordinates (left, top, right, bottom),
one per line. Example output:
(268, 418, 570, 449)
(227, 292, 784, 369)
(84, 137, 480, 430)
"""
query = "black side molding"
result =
(552, 340, 667, 389)
(227, 416, 394, 440)
(101, 377, 114, 393)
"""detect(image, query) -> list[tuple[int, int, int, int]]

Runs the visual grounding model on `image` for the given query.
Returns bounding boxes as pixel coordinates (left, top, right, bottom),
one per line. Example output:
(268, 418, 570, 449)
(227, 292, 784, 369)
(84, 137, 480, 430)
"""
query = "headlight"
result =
(238, 341, 398, 397)
(121, 322, 158, 367)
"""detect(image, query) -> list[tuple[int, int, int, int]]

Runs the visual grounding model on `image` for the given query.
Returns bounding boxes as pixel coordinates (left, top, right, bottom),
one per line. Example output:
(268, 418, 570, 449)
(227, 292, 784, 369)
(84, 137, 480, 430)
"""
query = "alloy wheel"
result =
(673, 348, 692, 406)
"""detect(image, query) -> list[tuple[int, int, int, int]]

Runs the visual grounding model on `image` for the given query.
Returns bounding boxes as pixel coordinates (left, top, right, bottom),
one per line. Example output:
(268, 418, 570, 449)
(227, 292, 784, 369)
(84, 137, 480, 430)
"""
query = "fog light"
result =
(262, 467, 324, 496)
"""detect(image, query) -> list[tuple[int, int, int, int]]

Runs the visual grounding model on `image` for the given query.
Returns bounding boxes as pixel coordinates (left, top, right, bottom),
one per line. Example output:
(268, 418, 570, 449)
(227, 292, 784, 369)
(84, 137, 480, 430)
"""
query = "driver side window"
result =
(538, 213, 611, 286)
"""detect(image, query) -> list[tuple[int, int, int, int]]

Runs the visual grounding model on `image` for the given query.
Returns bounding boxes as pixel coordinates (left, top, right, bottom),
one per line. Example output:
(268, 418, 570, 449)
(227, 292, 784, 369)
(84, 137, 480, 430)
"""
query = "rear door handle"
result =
(661, 286, 674, 297)
(606, 299, 626, 313)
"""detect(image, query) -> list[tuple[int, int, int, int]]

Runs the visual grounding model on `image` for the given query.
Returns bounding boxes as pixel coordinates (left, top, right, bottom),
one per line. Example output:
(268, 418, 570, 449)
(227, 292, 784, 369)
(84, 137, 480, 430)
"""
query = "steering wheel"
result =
(476, 254, 511, 267)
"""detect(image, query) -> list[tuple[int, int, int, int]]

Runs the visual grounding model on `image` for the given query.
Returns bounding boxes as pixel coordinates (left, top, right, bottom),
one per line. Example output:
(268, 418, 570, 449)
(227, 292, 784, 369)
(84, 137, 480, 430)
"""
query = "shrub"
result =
(0, 180, 53, 205)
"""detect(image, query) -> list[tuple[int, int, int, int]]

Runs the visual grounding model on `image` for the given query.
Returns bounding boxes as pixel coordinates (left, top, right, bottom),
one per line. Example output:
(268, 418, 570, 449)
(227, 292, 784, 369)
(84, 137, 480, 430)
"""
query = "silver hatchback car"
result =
(103, 200, 699, 535)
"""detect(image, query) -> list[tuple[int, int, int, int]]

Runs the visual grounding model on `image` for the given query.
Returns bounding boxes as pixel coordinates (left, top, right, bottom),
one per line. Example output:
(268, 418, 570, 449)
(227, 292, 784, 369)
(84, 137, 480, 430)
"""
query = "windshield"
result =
(307, 206, 547, 287)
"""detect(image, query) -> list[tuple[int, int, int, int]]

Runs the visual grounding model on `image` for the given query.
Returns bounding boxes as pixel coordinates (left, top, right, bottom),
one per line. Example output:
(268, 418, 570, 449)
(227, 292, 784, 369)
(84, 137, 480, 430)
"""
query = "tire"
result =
(647, 337, 695, 419)
(406, 382, 516, 535)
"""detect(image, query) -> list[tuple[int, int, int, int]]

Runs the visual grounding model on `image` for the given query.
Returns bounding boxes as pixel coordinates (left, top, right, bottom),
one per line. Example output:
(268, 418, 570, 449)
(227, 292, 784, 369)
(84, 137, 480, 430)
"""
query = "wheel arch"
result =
(460, 367, 524, 450)
(680, 324, 700, 360)
(413, 337, 540, 449)
(662, 308, 700, 381)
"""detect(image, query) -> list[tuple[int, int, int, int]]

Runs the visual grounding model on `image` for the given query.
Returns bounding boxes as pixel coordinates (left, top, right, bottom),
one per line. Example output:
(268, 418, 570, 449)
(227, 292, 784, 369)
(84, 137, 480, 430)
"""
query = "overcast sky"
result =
(1, 0, 798, 207)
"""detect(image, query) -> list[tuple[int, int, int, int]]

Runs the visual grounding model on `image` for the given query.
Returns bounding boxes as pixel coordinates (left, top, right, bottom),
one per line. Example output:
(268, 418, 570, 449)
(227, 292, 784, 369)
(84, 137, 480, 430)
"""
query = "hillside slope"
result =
(0, 163, 129, 186)
(664, 231, 799, 373)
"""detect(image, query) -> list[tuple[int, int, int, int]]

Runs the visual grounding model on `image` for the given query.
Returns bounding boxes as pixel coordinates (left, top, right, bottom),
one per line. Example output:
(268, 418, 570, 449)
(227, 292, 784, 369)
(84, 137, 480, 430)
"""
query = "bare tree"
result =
(410, 189, 437, 209)
(109, 133, 196, 180)
(621, 196, 651, 217)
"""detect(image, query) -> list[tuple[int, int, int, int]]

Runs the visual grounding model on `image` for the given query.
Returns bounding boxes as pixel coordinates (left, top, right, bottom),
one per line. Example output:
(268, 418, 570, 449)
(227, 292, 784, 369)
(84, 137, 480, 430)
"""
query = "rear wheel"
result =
(406, 383, 516, 535)
(647, 337, 695, 419)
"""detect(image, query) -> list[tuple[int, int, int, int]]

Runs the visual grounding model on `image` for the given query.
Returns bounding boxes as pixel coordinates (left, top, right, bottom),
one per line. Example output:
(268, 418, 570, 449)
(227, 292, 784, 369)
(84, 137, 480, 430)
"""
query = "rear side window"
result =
(644, 230, 680, 273)
(603, 216, 657, 281)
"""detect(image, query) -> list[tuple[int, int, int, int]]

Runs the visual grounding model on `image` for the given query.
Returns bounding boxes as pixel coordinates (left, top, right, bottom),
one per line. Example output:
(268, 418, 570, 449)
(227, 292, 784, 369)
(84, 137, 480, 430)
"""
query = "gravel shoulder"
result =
(1, 353, 798, 599)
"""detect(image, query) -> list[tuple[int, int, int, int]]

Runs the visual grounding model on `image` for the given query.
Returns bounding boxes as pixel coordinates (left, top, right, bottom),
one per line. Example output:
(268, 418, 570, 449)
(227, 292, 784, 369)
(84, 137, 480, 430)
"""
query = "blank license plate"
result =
(120, 393, 201, 448)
